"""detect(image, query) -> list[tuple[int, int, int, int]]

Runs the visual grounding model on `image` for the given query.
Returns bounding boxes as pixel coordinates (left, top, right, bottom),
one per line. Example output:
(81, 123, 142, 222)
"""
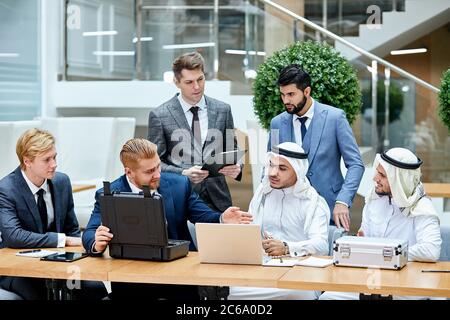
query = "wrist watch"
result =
(283, 241, 289, 255)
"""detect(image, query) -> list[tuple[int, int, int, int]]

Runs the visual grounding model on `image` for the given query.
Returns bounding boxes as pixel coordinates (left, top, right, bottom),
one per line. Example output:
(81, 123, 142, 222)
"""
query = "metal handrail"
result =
(261, 0, 440, 93)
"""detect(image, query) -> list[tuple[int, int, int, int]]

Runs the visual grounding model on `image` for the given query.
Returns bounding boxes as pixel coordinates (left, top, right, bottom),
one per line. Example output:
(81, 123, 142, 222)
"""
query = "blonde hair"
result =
(120, 138, 158, 169)
(16, 128, 56, 170)
(172, 51, 205, 81)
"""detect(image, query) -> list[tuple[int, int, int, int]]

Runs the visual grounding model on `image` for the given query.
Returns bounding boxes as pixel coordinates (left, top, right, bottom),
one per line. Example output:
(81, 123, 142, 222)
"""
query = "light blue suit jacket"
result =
(268, 102, 364, 224)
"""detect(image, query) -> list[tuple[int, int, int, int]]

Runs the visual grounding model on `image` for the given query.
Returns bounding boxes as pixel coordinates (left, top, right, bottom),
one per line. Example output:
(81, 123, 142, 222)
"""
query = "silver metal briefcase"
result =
(333, 236, 408, 270)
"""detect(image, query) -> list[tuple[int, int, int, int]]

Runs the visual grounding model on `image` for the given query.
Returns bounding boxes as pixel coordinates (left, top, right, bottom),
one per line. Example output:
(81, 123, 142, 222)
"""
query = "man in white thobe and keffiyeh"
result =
(228, 142, 330, 300)
(320, 147, 442, 300)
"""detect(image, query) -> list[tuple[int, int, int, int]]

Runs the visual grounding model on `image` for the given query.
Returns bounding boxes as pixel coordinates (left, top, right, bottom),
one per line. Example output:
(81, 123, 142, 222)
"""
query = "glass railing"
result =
(63, 0, 449, 182)
(304, 0, 405, 37)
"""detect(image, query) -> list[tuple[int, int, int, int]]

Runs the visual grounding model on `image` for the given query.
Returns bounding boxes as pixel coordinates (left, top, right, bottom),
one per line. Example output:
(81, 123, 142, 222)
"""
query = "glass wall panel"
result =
(66, 0, 135, 80)
(0, 0, 41, 120)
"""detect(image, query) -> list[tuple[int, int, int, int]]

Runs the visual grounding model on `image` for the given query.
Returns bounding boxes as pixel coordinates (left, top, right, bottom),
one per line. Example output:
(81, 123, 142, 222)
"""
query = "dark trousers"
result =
(0, 276, 107, 300)
(111, 282, 199, 300)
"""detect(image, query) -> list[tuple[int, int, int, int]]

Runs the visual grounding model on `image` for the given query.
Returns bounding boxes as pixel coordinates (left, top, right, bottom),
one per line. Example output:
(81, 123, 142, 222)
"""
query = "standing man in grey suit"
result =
(268, 64, 364, 231)
(0, 128, 106, 300)
(148, 52, 242, 212)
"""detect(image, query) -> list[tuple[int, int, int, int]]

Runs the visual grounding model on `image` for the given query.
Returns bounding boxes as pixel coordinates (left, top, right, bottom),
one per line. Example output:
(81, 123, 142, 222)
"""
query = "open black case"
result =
(100, 182, 189, 261)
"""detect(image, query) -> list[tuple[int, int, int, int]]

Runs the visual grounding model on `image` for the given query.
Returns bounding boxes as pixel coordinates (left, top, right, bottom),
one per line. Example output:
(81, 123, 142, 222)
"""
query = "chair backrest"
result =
(328, 225, 347, 256)
(107, 117, 136, 180)
(439, 225, 450, 261)
(41, 117, 136, 182)
(41, 117, 116, 181)
(0, 120, 41, 179)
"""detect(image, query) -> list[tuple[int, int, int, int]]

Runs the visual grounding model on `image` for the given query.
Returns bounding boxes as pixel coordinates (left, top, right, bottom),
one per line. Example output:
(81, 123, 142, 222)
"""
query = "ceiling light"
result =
(162, 42, 215, 50)
(0, 53, 20, 58)
(225, 49, 266, 56)
(132, 37, 153, 43)
(93, 51, 135, 56)
(83, 31, 118, 37)
(390, 48, 427, 55)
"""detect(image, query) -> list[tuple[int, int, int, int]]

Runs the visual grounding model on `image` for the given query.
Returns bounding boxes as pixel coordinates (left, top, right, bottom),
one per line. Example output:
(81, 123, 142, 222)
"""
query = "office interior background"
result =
(0, 0, 449, 233)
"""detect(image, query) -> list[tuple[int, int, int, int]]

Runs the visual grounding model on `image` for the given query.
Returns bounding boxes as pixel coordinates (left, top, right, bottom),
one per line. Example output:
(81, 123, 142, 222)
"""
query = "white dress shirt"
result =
(125, 176, 156, 195)
(360, 196, 441, 262)
(178, 94, 208, 145)
(293, 98, 315, 147)
(21, 170, 65, 248)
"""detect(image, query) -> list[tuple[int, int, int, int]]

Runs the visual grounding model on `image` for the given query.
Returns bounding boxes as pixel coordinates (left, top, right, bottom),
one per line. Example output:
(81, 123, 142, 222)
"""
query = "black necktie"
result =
(190, 106, 201, 145)
(298, 117, 308, 141)
(37, 189, 48, 232)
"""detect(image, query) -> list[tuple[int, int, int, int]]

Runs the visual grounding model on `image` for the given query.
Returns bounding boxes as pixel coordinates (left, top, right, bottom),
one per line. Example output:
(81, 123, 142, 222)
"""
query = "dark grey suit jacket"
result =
(0, 167, 80, 248)
(148, 94, 241, 212)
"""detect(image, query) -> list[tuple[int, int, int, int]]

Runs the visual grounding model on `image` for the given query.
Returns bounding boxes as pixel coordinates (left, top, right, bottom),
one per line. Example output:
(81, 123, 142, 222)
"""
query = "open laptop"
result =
(100, 182, 189, 261)
(196, 223, 300, 268)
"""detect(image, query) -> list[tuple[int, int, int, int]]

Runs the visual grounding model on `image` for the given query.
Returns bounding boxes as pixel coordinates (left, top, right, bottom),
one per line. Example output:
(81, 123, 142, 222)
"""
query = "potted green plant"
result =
(252, 40, 362, 130)
(438, 68, 450, 133)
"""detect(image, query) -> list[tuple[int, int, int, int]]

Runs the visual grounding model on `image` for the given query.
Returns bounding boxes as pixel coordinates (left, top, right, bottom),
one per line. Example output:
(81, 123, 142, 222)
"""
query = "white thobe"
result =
(254, 187, 329, 257)
(320, 196, 442, 300)
(229, 186, 329, 300)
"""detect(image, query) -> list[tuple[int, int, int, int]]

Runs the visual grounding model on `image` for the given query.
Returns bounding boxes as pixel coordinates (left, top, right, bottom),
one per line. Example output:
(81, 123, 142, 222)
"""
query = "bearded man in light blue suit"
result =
(268, 64, 364, 231)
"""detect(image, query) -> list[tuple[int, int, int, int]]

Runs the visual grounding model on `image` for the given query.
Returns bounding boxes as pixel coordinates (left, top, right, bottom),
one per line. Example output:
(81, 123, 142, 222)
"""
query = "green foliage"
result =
(438, 68, 450, 133)
(252, 40, 362, 130)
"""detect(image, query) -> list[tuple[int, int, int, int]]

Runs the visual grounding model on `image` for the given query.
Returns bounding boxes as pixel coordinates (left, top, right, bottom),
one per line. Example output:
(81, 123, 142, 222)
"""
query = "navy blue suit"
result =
(0, 167, 106, 300)
(0, 167, 80, 249)
(82, 172, 221, 254)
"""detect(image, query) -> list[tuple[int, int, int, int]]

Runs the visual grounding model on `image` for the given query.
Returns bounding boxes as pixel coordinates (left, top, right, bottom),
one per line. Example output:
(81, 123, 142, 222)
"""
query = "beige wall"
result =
(264, 0, 304, 56)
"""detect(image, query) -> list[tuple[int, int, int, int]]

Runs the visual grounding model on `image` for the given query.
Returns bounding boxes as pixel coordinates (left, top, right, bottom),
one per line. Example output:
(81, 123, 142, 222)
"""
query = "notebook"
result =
(195, 223, 296, 267)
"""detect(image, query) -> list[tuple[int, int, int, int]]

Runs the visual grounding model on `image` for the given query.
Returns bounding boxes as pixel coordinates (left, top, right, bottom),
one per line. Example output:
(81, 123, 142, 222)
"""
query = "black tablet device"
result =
(201, 149, 246, 177)
(40, 252, 88, 262)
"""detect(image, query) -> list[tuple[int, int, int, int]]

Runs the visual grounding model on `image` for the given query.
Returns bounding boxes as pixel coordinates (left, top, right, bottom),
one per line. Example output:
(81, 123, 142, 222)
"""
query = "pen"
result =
(18, 249, 41, 254)
(421, 270, 450, 273)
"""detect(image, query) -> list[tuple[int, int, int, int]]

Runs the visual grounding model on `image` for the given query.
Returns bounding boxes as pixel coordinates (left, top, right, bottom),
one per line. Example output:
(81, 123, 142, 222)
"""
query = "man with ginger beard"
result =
(82, 138, 252, 300)
(268, 64, 364, 232)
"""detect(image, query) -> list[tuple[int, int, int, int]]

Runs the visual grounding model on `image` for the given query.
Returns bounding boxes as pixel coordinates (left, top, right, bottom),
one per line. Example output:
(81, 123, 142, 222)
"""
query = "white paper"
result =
(262, 257, 297, 267)
(295, 256, 333, 268)
(16, 250, 58, 258)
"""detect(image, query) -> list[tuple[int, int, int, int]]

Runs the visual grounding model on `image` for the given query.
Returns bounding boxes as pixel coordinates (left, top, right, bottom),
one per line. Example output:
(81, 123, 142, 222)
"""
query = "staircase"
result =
(334, 0, 450, 60)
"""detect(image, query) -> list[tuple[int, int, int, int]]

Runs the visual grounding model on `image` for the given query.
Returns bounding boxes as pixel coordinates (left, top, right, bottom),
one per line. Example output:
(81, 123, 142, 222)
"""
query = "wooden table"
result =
(1, 249, 449, 297)
(423, 183, 450, 198)
(278, 261, 450, 298)
(72, 184, 96, 193)
(0, 248, 132, 281)
(108, 252, 289, 288)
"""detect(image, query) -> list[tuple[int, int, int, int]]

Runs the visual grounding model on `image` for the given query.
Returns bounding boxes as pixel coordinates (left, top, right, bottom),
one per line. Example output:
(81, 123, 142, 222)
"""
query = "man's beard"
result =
(285, 95, 307, 115)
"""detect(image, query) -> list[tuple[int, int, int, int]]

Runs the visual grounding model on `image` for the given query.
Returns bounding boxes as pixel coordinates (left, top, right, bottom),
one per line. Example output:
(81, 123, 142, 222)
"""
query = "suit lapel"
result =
(14, 168, 44, 233)
(48, 179, 61, 232)
(157, 178, 174, 231)
(205, 96, 218, 153)
(167, 95, 191, 134)
(120, 175, 133, 192)
(282, 112, 294, 143)
(307, 103, 328, 166)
